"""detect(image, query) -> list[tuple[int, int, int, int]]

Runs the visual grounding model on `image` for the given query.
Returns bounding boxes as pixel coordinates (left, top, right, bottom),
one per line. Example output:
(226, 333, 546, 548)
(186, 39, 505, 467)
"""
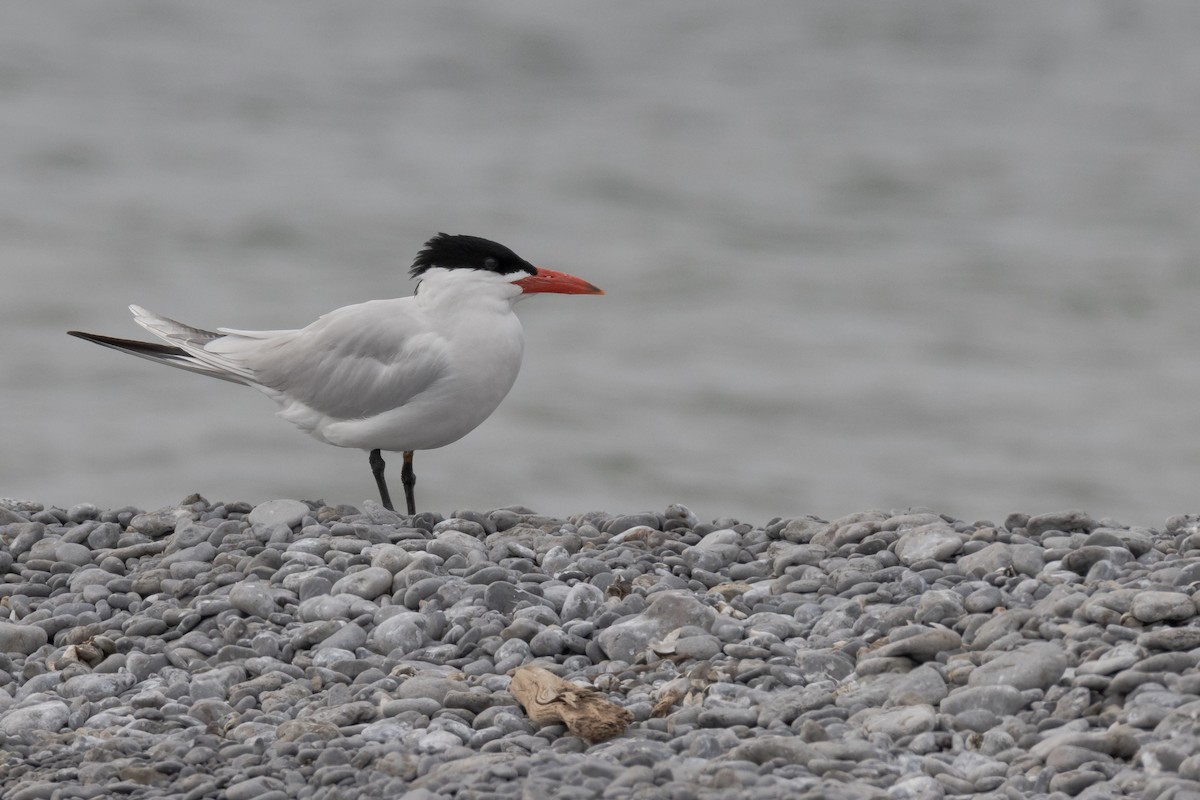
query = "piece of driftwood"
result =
(510, 666, 632, 744)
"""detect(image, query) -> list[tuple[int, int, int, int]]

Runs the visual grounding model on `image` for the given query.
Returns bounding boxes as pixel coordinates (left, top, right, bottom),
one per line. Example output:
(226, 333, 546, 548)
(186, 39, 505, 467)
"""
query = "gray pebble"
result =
(893, 524, 963, 565)
(228, 581, 276, 619)
(866, 627, 961, 662)
(859, 704, 936, 739)
(1131, 591, 1195, 623)
(484, 582, 544, 615)
(0, 700, 70, 736)
(247, 499, 310, 528)
(1139, 628, 1200, 651)
(225, 776, 287, 800)
(1024, 509, 1097, 537)
(560, 583, 604, 622)
(0, 621, 48, 655)
(331, 566, 394, 600)
(370, 545, 412, 574)
(159, 541, 217, 567)
(429, 530, 488, 561)
(128, 509, 183, 536)
(316, 622, 367, 652)
(968, 642, 1067, 691)
(372, 612, 427, 655)
(5, 497, 1200, 800)
(604, 514, 662, 534)
(528, 628, 565, 657)
(85, 522, 122, 550)
(941, 685, 1028, 717)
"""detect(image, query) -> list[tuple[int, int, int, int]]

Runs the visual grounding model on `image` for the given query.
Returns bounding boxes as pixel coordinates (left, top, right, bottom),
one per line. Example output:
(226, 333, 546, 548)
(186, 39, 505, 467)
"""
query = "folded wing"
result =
(130, 300, 450, 421)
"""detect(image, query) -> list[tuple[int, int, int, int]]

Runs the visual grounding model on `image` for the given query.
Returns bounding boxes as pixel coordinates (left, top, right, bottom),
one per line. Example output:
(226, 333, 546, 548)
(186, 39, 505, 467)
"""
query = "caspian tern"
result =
(68, 233, 603, 514)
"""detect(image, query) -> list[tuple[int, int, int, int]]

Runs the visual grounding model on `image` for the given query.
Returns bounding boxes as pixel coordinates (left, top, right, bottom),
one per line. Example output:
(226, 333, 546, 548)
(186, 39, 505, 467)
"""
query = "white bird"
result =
(68, 233, 604, 514)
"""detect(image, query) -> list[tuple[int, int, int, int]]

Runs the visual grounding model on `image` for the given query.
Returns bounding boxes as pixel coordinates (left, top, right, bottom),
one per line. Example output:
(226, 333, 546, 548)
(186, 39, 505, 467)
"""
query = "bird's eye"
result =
(483, 257, 499, 270)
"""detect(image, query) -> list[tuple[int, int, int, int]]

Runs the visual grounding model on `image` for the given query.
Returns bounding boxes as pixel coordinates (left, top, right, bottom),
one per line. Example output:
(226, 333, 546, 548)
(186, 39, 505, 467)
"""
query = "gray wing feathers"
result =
(243, 310, 450, 419)
(129, 305, 264, 384)
(127, 301, 450, 421)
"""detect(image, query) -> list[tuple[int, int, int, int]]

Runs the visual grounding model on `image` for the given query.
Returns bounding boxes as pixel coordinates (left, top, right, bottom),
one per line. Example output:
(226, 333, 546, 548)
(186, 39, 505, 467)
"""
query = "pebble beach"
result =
(3, 498, 1200, 800)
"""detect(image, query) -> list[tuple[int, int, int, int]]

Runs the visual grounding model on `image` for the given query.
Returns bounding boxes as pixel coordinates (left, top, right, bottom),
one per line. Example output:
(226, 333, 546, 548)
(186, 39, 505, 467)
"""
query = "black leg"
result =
(401, 451, 416, 515)
(369, 449, 394, 512)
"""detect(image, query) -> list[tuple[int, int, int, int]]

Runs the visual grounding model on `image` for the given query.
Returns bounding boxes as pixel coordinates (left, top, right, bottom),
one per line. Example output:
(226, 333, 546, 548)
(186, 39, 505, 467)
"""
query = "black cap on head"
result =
(410, 233, 537, 279)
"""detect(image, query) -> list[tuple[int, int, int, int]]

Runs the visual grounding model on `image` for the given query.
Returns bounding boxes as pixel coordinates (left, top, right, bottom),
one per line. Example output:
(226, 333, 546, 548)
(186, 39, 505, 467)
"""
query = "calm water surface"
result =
(4, 2, 1200, 526)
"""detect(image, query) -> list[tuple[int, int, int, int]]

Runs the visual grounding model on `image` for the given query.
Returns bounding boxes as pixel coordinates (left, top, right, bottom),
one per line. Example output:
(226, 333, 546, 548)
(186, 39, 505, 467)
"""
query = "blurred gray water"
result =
(4, 1, 1200, 526)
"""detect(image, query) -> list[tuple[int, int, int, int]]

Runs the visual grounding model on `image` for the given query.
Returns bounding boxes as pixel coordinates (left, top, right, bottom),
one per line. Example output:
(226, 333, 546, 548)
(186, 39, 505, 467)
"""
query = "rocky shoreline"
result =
(2, 497, 1200, 799)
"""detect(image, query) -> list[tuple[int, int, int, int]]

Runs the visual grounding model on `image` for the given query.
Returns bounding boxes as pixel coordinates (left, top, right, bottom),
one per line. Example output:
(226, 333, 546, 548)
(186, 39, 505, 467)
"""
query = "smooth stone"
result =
(953, 708, 1001, 733)
(316, 623, 367, 652)
(1024, 510, 1096, 536)
(331, 567, 394, 600)
(85, 523, 122, 550)
(1062, 546, 1129, 576)
(0, 621, 48, 655)
(159, 542, 217, 567)
(394, 677, 459, 704)
(603, 514, 662, 534)
(0, 699, 71, 735)
(1090, 527, 1154, 557)
(1140, 628, 1200, 651)
(528, 628, 565, 657)
(372, 612, 427, 655)
(963, 585, 1004, 613)
(941, 685, 1028, 717)
(428, 531, 487, 561)
(1130, 591, 1195, 623)
(956, 542, 1016, 577)
(1048, 770, 1106, 796)
(867, 627, 961, 662)
(168, 520, 215, 550)
(0, 505, 31, 525)
(859, 704, 937, 739)
(768, 542, 827, 576)
(247, 499, 310, 528)
(1077, 646, 1139, 676)
(595, 592, 717, 664)
(1030, 727, 1140, 762)
(674, 634, 723, 660)
(226, 776, 287, 800)
(888, 774, 945, 800)
(129, 510, 184, 536)
(893, 524, 963, 565)
(913, 590, 965, 625)
(560, 584, 604, 622)
(968, 642, 1067, 692)
(60, 672, 134, 701)
(229, 581, 277, 619)
(418, 729, 462, 753)
(54, 541, 93, 567)
(465, 566, 512, 586)
(694, 705, 761, 729)
(370, 545, 412, 574)
(835, 664, 948, 710)
(1045, 744, 1115, 772)
(539, 545, 571, 575)
(722, 735, 816, 765)
(297, 594, 377, 623)
(484, 582, 547, 615)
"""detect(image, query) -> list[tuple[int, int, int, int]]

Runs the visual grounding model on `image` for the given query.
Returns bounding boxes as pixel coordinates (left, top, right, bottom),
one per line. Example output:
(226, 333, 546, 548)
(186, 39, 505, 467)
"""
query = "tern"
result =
(68, 233, 603, 514)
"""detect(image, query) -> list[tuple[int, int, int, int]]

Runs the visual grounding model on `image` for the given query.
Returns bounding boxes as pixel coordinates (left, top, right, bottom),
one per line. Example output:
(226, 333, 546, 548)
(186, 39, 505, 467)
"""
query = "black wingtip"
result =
(67, 330, 187, 357)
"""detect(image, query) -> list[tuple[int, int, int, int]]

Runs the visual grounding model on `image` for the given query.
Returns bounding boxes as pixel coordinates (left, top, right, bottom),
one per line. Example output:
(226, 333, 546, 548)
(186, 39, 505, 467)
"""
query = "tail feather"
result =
(66, 330, 247, 384)
(129, 304, 223, 347)
(124, 305, 259, 382)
